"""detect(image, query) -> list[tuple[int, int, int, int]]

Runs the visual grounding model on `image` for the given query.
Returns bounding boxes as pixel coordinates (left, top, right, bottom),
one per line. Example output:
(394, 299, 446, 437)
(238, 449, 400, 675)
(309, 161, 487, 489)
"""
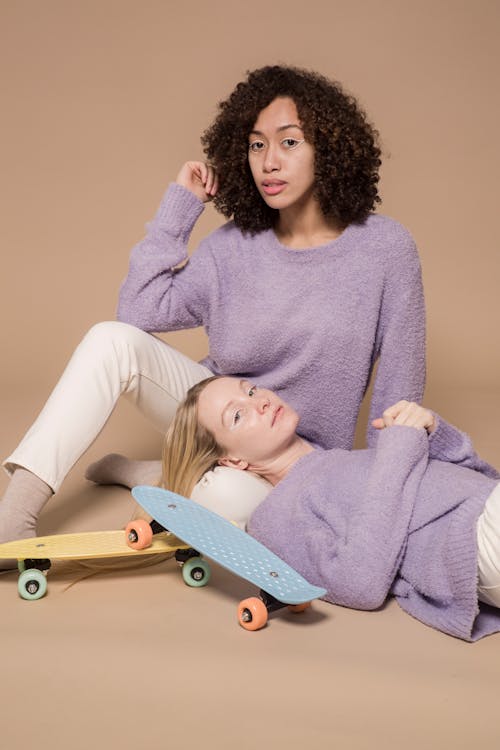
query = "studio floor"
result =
(1, 385, 499, 750)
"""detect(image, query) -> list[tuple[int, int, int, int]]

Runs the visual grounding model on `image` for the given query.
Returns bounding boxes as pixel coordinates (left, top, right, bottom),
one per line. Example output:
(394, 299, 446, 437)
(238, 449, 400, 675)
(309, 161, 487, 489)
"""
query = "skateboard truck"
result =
(174, 547, 203, 564)
(19, 558, 52, 573)
(150, 519, 167, 535)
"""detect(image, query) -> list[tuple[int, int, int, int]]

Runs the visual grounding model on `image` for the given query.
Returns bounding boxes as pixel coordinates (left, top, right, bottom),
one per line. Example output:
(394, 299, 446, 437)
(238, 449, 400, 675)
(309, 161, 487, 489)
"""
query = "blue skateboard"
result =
(131, 486, 326, 630)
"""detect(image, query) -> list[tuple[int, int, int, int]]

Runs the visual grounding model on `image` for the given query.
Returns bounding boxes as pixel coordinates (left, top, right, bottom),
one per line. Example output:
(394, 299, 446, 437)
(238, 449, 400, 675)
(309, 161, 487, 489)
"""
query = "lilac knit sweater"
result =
(248, 419, 500, 641)
(118, 183, 426, 448)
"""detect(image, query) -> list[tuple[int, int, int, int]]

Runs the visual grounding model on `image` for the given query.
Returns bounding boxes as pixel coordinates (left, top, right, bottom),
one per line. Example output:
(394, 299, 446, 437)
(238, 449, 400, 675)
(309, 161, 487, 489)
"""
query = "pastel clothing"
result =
(4, 181, 424, 525)
(118, 183, 426, 449)
(248, 418, 500, 641)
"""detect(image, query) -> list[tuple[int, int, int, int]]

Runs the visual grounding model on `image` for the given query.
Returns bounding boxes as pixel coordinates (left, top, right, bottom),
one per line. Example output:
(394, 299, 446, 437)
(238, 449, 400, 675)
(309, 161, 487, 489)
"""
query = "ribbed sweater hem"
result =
(397, 495, 500, 641)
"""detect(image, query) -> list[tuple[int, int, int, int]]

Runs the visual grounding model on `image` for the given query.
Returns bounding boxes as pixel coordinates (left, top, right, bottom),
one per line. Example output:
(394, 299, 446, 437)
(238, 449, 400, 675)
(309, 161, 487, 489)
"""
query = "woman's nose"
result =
(263, 144, 280, 172)
(256, 396, 270, 413)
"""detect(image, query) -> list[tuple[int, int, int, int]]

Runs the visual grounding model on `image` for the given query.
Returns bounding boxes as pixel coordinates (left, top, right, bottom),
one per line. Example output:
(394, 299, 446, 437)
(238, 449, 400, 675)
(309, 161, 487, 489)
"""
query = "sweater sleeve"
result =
(428, 414, 500, 479)
(249, 426, 429, 611)
(366, 233, 426, 446)
(117, 183, 217, 332)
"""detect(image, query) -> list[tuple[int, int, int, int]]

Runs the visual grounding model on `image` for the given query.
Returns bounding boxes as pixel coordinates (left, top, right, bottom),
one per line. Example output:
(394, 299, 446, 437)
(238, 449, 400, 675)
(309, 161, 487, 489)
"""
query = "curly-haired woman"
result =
(1, 65, 426, 549)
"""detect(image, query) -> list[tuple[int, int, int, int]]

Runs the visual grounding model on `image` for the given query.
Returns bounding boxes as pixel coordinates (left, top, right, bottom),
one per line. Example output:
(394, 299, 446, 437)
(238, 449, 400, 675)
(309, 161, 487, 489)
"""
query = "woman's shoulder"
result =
(350, 212, 419, 260)
(356, 212, 415, 241)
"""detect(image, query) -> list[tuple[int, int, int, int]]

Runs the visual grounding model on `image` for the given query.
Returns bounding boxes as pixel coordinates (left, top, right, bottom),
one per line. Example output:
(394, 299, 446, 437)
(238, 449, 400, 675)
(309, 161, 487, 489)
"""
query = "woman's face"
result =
(248, 97, 316, 213)
(197, 377, 300, 470)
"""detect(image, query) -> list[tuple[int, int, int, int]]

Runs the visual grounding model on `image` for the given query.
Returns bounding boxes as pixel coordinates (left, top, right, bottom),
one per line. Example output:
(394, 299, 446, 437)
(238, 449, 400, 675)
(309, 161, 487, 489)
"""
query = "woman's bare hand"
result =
(372, 400, 436, 433)
(176, 161, 218, 203)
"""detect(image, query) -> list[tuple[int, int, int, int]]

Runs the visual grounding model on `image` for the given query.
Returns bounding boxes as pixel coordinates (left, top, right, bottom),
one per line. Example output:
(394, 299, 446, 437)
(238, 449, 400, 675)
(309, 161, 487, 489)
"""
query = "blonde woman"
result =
(159, 375, 500, 642)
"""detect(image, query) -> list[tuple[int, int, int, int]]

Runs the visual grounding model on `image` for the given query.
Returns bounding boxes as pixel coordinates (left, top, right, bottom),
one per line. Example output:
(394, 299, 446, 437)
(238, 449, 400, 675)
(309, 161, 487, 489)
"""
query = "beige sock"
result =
(85, 454, 161, 490)
(0, 468, 53, 569)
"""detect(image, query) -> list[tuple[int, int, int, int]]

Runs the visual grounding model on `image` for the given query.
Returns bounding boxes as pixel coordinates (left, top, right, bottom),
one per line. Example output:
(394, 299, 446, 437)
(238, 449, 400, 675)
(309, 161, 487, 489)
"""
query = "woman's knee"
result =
(77, 321, 154, 359)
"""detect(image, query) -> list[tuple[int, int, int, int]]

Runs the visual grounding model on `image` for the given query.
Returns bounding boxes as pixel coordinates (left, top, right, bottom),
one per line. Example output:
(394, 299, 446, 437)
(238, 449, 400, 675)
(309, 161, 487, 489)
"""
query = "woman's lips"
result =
(262, 181, 287, 196)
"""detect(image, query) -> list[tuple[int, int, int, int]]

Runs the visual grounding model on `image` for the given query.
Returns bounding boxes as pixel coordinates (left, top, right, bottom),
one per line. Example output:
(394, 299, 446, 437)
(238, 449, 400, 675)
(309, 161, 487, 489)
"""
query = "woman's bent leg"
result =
(1, 321, 212, 541)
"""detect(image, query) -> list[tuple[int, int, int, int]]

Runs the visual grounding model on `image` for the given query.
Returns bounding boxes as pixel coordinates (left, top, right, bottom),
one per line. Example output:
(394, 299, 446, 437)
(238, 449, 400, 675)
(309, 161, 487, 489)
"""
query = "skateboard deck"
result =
(132, 485, 327, 629)
(0, 529, 187, 600)
(0, 529, 185, 562)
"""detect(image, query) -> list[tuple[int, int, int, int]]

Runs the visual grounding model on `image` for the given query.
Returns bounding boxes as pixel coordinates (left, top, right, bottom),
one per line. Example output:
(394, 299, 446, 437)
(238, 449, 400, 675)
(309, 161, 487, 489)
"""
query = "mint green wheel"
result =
(18, 569, 47, 600)
(182, 557, 211, 587)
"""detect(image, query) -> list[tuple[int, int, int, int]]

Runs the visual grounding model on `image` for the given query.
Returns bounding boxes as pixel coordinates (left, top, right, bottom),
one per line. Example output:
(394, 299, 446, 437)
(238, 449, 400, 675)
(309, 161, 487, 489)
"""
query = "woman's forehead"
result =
(253, 97, 300, 130)
(200, 377, 241, 404)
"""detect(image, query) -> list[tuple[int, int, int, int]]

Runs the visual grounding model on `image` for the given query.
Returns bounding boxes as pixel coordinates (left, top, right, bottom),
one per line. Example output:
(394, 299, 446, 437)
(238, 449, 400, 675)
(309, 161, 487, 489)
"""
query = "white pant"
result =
(3, 322, 271, 527)
(477, 482, 500, 606)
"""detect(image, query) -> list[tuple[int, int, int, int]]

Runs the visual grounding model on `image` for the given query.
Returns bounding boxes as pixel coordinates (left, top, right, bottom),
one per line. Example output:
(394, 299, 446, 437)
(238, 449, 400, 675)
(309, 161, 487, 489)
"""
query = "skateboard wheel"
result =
(238, 597, 268, 631)
(288, 602, 311, 614)
(125, 520, 153, 550)
(182, 557, 211, 587)
(18, 569, 47, 601)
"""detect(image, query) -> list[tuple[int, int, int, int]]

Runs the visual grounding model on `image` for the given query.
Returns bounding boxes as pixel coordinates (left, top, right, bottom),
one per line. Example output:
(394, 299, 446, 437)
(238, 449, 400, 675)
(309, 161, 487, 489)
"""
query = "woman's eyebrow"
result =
(221, 402, 234, 426)
(249, 124, 304, 136)
(221, 379, 247, 425)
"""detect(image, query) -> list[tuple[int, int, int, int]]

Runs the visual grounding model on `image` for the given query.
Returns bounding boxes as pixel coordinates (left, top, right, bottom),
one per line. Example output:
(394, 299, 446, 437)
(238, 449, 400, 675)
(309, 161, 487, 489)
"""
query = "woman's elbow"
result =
(331, 581, 389, 611)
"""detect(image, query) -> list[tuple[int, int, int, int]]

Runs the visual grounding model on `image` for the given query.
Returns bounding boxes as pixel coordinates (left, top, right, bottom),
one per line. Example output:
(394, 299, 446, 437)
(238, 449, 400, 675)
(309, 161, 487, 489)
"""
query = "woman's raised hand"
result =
(372, 400, 436, 434)
(176, 161, 218, 203)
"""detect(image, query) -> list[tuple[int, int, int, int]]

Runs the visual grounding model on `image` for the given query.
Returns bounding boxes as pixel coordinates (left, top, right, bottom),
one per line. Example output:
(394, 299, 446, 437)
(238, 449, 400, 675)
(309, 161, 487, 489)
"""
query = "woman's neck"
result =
(275, 199, 344, 249)
(252, 437, 315, 487)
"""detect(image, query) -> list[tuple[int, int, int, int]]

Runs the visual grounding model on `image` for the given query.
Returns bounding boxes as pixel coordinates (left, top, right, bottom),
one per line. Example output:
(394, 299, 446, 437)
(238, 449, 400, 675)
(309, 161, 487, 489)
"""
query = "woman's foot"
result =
(0, 468, 53, 569)
(85, 454, 161, 490)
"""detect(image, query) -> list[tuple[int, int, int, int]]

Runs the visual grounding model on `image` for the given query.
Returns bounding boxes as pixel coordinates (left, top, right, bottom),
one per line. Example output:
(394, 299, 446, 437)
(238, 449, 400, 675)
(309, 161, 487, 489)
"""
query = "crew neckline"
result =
(266, 221, 356, 262)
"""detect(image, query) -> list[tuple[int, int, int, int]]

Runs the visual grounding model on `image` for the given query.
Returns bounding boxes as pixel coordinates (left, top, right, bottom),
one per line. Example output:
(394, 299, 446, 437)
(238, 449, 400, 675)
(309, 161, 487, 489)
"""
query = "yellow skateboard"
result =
(0, 522, 189, 600)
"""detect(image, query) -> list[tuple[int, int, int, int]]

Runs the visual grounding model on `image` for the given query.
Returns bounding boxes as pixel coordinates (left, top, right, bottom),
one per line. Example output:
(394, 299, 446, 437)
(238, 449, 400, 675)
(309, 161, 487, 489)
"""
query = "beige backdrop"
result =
(2, 0, 500, 383)
(1, 0, 499, 466)
(1, 4, 500, 749)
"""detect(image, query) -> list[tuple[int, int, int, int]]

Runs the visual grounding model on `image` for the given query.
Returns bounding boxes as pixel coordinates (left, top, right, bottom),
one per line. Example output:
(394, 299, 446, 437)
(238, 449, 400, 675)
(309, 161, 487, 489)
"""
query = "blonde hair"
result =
(161, 376, 227, 497)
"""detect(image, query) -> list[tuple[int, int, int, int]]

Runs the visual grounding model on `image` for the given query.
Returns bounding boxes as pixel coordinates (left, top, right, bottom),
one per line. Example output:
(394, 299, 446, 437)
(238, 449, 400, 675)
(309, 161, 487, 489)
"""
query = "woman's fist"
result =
(372, 400, 436, 433)
(176, 161, 218, 203)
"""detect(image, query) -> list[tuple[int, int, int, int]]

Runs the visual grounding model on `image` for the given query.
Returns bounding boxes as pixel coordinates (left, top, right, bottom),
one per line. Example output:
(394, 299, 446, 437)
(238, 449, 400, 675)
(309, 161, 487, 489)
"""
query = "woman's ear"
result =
(217, 456, 249, 471)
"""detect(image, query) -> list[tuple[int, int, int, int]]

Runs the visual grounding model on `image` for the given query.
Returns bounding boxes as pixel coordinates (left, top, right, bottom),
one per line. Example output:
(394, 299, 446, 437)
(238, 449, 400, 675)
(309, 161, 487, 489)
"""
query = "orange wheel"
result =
(237, 597, 268, 631)
(125, 520, 153, 550)
(288, 601, 312, 614)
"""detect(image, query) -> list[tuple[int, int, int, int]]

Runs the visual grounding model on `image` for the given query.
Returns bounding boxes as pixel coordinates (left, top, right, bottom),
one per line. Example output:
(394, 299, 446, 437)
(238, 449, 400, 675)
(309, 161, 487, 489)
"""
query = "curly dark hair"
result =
(201, 65, 382, 232)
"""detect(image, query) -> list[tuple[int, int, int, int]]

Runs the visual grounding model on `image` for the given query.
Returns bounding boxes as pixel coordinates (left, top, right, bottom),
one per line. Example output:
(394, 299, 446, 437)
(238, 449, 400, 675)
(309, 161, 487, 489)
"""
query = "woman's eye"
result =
(248, 385, 257, 396)
(233, 410, 242, 426)
(249, 141, 265, 153)
(281, 137, 304, 150)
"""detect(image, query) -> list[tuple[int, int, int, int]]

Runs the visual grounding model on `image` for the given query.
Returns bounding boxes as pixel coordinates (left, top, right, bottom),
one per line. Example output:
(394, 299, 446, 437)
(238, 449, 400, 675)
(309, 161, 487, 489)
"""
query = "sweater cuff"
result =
(376, 423, 429, 461)
(428, 413, 467, 461)
(155, 183, 205, 239)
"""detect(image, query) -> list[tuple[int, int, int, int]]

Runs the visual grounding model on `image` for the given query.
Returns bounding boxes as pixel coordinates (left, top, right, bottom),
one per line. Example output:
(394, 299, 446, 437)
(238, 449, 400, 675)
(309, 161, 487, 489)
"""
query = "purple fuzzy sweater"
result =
(248, 418, 500, 641)
(118, 183, 426, 448)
